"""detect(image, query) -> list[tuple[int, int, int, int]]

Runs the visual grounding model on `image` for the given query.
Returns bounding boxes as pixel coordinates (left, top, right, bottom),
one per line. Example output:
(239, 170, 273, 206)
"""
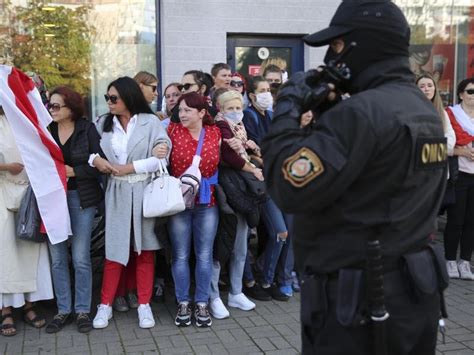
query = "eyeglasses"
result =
(178, 83, 197, 91)
(165, 92, 181, 99)
(465, 89, 474, 95)
(144, 84, 158, 92)
(230, 80, 244, 88)
(104, 94, 119, 104)
(48, 103, 67, 112)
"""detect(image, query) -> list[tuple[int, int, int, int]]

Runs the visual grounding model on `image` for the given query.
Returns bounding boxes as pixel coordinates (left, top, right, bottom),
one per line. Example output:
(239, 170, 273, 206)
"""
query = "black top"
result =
(242, 106, 273, 147)
(51, 125, 77, 190)
(49, 118, 104, 209)
(262, 57, 447, 274)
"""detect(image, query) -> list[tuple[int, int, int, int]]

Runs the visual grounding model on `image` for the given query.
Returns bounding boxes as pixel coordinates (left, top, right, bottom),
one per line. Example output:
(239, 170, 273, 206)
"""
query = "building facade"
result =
(0, 0, 473, 116)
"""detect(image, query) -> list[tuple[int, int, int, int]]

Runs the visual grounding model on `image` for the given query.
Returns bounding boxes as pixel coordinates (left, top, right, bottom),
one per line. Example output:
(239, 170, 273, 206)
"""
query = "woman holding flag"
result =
(0, 106, 53, 337)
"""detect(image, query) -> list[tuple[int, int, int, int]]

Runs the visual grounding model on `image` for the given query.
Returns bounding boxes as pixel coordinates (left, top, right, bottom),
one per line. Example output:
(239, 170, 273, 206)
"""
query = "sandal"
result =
(23, 305, 46, 329)
(45, 313, 70, 334)
(1, 313, 17, 337)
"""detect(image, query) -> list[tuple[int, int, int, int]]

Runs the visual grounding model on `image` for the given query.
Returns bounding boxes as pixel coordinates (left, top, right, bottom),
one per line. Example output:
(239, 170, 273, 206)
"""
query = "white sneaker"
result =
(209, 297, 230, 319)
(228, 293, 256, 311)
(458, 260, 474, 281)
(446, 260, 460, 279)
(137, 304, 155, 328)
(93, 304, 113, 329)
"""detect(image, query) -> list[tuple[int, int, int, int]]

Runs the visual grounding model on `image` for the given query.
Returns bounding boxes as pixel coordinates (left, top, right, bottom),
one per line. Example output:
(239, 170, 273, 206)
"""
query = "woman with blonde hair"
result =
(258, 57, 288, 82)
(133, 71, 159, 105)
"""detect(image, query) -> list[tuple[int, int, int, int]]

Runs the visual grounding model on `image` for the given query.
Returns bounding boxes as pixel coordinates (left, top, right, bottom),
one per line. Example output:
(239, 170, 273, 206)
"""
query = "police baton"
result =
(367, 236, 389, 355)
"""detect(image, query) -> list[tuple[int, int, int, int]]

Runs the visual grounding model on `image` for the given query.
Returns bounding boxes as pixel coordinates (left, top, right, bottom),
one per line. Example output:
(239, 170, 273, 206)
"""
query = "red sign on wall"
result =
(248, 65, 261, 76)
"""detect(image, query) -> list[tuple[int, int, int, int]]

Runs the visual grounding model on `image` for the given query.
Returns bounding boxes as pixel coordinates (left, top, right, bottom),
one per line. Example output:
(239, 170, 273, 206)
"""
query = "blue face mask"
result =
(224, 110, 244, 124)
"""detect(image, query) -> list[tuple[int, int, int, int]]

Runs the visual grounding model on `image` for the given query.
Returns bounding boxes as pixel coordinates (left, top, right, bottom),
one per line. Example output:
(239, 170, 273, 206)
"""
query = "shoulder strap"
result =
(196, 127, 206, 156)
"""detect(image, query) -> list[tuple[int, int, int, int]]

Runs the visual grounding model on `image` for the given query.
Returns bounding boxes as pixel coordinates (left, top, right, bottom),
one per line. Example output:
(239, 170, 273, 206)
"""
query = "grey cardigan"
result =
(96, 113, 171, 265)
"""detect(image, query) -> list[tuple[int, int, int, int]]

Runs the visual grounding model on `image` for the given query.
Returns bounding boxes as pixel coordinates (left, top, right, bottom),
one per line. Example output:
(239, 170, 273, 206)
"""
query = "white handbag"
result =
(143, 159, 185, 218)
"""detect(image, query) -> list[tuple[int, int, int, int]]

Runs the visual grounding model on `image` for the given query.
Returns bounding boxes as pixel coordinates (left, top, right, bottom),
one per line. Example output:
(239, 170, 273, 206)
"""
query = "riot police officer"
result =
(262, 1, 448, 354)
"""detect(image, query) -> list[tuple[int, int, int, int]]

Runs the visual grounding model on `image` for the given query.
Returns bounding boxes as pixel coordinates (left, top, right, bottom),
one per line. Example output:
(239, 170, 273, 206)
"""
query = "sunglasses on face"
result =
(48, 103, 66, 112)
(465, 89, 474, 95)
(104, 94, 119, 104)
(144, 84, 158, 92)
(230, 80, 244, 88)
(178, 83, 196, 91)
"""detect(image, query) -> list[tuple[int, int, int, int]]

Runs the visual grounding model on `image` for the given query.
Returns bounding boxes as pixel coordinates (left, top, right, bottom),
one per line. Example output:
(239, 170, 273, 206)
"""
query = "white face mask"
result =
(255, 92, 273, 110)
(282, 71, 288, 83)
(224, 110, 244, 124)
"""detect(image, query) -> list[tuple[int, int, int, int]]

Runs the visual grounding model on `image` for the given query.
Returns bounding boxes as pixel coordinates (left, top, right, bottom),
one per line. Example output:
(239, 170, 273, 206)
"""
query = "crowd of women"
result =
(2, 58, 474, 337)
(0, 59, 299, 336)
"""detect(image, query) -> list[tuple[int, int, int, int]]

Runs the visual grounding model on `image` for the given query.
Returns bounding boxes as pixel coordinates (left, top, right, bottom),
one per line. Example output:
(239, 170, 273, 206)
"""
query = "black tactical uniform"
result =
(262, 1, 448, 354)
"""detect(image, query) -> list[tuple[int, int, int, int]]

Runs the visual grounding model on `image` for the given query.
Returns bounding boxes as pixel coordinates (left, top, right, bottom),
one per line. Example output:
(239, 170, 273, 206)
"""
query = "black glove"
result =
(275, 70, 332, 120)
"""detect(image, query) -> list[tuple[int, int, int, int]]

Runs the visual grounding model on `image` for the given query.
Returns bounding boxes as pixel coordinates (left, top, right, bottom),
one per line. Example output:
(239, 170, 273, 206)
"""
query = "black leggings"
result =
(445, 172, 474, 261)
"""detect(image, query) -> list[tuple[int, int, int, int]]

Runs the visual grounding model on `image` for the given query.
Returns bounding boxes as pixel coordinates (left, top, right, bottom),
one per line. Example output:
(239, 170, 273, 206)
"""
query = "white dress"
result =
(0, 115, 53, 308)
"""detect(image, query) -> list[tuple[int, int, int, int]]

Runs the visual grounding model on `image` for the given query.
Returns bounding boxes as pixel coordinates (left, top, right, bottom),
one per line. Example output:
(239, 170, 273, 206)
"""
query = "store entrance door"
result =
(226, 34, 304, 78)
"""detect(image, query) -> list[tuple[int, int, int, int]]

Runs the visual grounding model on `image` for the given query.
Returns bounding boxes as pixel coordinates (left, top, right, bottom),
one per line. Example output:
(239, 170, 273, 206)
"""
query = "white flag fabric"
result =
(0, 65, 71, 244)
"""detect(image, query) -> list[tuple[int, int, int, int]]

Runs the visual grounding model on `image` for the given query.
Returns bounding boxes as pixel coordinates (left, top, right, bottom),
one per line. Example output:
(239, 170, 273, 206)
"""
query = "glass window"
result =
(395, 0, 474, 105)
(0, 0, 158, 118)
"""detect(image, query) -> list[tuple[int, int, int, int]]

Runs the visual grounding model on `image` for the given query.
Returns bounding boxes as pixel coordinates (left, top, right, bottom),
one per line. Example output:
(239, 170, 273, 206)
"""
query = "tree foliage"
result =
(12, 0, 93, 95)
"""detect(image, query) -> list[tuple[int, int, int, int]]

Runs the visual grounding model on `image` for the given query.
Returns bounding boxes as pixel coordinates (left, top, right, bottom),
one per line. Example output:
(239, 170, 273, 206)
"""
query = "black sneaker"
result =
(194, 303, 212, 328)
(243, 283, 272, 301)
(76, 313, 92, 334)
(174, 302, 191, 327)
(265, 284, 290, 302)
(45, 313, 71, 334)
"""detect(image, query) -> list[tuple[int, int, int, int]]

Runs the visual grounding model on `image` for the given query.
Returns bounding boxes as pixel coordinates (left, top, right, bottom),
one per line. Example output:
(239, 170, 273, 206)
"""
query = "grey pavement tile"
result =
(437, 342, 469, 352)
(214, 329, 237, 343)
(207, 343, 230, 355)
(253, 337, 277, 352)
(105, 341, 126, 354)
(460, 340, 474, 350)
(123, 343, 160, 353)
(264, 350, 299, 355)
(191, 344, 212, 354)
(57, 345, 91, 355)
(222, 345, 262, 353)
(89, 343, 107, 354)
(163, 346, 194, 354)
(249, 315, 267, 327)
(268, 336, 292, 350)
(443, 350, 474, 355)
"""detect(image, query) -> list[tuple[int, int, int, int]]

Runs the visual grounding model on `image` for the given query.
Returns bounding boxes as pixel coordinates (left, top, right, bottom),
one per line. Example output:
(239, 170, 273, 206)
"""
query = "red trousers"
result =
(116, 257, 137, 297)
(101, 251, 154, 305)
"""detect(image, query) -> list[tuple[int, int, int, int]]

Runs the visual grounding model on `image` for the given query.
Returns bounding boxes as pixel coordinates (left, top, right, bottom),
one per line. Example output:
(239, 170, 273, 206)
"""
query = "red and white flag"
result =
(0, 65, 71, 244)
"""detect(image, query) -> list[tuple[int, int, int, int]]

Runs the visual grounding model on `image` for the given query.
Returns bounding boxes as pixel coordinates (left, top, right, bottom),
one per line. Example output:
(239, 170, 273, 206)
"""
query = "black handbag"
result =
(15, 186, 46, 243)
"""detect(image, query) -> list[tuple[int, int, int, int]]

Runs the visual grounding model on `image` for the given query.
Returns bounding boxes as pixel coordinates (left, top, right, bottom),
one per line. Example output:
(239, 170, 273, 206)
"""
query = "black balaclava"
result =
(324, 28, 410, 93)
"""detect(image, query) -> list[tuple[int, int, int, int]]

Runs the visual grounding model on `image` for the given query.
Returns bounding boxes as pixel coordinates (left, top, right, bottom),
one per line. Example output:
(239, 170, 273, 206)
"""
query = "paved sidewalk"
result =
(2, 246, 474, 354)
(1, 292, 301, 355)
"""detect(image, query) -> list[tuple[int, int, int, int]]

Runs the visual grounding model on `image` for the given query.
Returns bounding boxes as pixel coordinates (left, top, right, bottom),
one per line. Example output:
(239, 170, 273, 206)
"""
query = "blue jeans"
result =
(257, 198, 292, 285)
(210, 213, 248, 299)
(168, 205, 218, 303)
(49, 190, 96, 314)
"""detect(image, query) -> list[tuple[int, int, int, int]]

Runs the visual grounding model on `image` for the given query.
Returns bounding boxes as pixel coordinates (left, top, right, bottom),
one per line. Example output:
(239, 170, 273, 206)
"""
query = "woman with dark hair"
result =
(241, 76, 294, 302)
(91, 76, 171, 329)
(444, 77, 474, 280)
(44, 86, 104, 334)
(167, 92, 221, 328)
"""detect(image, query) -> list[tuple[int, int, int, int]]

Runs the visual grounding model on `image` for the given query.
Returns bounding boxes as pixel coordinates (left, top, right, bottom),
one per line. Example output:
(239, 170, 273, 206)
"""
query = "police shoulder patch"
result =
(415, 136, 448, 170)
(282, 147, 324, 187)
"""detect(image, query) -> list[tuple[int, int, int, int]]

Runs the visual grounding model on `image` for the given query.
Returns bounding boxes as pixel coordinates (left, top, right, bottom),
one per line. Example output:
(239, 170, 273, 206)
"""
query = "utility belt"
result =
(301, 243, 449, 329)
